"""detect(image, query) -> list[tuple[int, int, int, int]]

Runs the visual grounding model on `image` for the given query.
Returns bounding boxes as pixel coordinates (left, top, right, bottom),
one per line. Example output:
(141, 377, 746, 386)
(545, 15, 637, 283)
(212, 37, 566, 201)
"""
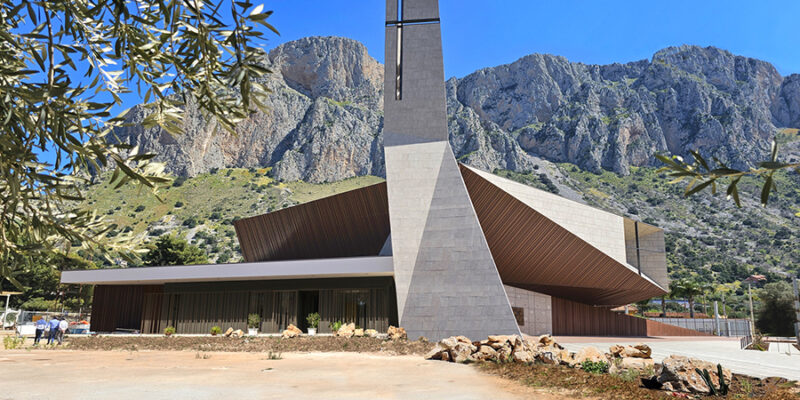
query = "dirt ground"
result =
(0, 350, 575, 400)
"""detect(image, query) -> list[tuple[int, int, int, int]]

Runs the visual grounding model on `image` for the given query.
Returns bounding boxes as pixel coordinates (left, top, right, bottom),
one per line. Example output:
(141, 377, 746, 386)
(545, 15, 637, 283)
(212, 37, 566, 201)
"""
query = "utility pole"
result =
(748, 282, 756, 335)
(793, 278, 799, 346)
(713, 301, 721, 336)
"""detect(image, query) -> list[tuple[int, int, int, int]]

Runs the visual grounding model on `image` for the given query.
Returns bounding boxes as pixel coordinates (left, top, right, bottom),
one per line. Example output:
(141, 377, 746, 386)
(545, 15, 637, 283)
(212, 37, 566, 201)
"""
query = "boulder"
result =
(424, 344, 448, 360)
(224, 327, 234, 337)
(364, 329, 379, 338)
(231, 329, 244, 338)
(354, 328, 364, 337)
(429, 336, 476, 363)
(337, 323, 355, 338)
(610, 343, 652, 359)
(656, 355, 733, 394)
(571, 346, 605, 368)
(281, 324, 302, 339)
(609, 357, 655, 375)
(472, 345, 498, 361)
(451, 342, 477, 363)
(387, 326, 407, 340)
(512, 349, 534, 363)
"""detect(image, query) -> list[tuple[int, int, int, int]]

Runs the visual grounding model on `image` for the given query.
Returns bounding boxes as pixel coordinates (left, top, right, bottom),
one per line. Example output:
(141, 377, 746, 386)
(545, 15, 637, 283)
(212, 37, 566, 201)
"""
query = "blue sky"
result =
(267, 0, 800, 77)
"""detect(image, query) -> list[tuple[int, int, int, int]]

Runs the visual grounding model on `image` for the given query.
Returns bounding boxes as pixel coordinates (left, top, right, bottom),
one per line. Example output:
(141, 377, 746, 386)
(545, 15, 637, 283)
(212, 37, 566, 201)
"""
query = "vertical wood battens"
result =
(460, 165, 666, 306)
(234, 182, 390, 263)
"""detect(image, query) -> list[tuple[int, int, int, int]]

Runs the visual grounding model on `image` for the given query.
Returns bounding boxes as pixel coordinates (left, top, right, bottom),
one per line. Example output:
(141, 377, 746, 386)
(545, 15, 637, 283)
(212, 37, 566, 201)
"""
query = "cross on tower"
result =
(385, 0, 440, 100)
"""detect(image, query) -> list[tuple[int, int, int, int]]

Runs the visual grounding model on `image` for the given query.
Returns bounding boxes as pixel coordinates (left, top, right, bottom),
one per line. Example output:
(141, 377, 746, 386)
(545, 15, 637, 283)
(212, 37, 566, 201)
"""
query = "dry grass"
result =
(476, 361, 800, 400)
(66, 335, 435, 355)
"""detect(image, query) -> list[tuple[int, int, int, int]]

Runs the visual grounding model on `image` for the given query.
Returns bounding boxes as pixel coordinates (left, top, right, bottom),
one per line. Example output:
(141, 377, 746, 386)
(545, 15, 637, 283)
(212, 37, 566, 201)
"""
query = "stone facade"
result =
(382, 0, 520, 341)
(504, 285, 552, 336)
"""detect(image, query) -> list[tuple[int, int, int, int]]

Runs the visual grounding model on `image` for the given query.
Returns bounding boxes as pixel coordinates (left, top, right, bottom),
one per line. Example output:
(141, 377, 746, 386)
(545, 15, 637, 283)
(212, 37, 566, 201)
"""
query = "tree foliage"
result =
(669, 278, 708, 318)
(656, 140, 800, 207)
(142, 234, 208, 266)
(755, 281, 796, 336)
(0, 0, 277, 288)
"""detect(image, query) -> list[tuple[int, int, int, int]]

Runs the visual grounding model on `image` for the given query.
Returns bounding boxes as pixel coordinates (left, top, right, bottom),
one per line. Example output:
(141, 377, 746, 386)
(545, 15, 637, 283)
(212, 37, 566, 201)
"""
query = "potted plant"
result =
(306, 312, 320, 336)
(210, 326, 222, 336)
(164, 326, 176, 336)
(247, 313, 260, 336)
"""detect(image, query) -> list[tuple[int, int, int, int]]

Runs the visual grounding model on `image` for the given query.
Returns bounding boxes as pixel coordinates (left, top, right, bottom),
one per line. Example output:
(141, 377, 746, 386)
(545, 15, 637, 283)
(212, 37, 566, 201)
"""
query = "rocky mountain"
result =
(112, 37, 800, 181)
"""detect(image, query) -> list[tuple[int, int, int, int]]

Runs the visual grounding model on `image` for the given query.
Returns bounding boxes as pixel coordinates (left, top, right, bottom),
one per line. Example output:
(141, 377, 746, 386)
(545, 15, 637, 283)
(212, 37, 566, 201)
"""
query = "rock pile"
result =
(281, 324, 302, 339)
(336, 323, 356, 338)
(425, 334, 573, 365)
(364, 329, 379, 338)
(387, 326, 407, 341)
(656, 355, 732, 394)
(425, 335, 735, 396)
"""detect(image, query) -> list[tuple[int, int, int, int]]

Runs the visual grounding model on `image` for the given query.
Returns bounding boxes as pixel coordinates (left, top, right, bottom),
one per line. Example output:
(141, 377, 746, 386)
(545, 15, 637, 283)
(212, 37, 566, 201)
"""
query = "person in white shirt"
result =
(57, 317, 69, 345)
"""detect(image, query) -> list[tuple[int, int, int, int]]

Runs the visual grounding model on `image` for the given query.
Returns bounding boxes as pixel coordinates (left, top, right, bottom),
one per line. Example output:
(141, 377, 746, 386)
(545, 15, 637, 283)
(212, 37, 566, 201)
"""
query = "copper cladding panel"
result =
(234, 182, 390, 262)
(460, 165, 666, 306)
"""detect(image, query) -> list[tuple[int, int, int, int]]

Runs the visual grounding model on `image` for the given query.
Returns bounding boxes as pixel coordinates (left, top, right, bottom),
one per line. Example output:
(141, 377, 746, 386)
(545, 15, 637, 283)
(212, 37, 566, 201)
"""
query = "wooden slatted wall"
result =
(91, 285, 161, 332)
(234, 182, 390, 262)
(552, 296, 710, 336)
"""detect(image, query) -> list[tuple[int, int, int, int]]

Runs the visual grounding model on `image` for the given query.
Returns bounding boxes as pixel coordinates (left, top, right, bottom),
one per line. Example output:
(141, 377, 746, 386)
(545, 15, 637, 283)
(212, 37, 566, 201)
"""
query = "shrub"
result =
(581, 360, 609, 374)
(210, 326, 222, 336)
(3, 336, 24, 350)
(134, 205, 145, 212)
(306, 312, 320, 329)
(172, 176, 187, 187)
(174, 201, 184, 208)
(247, 313, 261, 329)
(164, 326, 176, 336)
(329, 320, 343, 333)
(182, 216, 198, 228)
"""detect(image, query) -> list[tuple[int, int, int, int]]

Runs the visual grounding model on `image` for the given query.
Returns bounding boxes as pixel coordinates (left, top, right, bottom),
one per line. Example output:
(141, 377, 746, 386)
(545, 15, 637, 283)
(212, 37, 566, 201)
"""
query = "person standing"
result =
(57, 317, 68, 345)
(34, 317, 47, 345)
(47, 316, 59, 345)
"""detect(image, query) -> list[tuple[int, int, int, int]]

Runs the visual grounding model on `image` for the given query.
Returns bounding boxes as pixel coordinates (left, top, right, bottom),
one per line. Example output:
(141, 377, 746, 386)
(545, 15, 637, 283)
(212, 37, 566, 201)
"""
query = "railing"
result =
(740, 334, 753, 349)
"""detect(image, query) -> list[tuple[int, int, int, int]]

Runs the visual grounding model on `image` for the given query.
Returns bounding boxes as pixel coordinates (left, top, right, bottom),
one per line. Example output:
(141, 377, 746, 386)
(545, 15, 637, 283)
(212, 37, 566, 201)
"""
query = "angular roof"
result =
(459, 164, 667, 305)
(234, 182, 390, 262)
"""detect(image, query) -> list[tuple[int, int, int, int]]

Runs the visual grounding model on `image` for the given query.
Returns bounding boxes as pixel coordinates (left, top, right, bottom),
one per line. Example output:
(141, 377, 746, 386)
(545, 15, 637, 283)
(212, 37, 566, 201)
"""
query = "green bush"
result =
(174, 201, 184, 208)
(581, 360, 609, 374)
(164, 326, 176, 336)
(210, 326, 222, 335)
(329, 320, 343, 333)
(134, 205, 145, 212)
(3, 336, 24, 350)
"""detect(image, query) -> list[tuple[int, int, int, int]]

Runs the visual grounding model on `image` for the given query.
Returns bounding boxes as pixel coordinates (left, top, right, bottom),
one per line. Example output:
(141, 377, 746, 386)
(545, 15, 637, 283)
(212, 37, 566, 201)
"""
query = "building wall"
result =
(551, 297, 710, 337)
(95, 278, 397, 334)
(504, 285, 552, 336)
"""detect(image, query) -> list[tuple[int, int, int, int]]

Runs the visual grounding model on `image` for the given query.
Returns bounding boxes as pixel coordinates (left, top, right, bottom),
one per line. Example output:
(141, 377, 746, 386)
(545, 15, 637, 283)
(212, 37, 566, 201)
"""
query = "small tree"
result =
(670, 278, 706, 318)
(756, 282, 795, 336)
(142, 234, 208, 266)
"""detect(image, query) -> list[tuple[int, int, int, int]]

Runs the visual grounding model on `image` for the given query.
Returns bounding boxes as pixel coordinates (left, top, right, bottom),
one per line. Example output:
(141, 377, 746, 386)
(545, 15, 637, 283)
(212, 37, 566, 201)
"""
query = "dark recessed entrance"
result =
(297, 290, 320, 332)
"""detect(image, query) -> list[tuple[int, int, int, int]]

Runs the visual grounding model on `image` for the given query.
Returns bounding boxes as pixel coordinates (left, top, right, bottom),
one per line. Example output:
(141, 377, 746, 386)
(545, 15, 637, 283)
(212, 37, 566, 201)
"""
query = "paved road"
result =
(0, 350, 569, 400)
(558, 337, 800, 380)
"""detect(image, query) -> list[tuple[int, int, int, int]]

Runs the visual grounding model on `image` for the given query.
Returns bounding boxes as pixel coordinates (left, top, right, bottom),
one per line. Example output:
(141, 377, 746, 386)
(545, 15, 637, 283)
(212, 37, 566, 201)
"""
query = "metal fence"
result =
(648, 317, 752, 337)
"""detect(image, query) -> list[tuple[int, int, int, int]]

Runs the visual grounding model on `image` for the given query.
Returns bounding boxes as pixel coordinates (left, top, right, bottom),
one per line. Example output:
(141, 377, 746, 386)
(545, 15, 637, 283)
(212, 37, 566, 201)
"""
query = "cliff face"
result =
(113, 37, 800, 181)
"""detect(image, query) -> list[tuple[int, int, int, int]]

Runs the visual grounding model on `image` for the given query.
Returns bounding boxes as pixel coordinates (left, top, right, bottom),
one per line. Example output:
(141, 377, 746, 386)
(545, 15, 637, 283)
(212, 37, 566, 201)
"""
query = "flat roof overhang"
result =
(60, 256, 394, 285)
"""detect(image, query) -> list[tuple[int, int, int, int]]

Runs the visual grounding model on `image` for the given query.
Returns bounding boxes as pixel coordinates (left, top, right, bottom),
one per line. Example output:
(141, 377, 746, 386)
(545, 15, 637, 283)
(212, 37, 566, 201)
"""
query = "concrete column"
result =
(382, 0, 520, 340)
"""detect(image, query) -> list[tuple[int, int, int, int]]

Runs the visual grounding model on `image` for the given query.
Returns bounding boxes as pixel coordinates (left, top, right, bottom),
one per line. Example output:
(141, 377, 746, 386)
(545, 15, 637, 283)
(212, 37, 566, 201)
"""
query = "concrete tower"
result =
(383, 0, 521, 340)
